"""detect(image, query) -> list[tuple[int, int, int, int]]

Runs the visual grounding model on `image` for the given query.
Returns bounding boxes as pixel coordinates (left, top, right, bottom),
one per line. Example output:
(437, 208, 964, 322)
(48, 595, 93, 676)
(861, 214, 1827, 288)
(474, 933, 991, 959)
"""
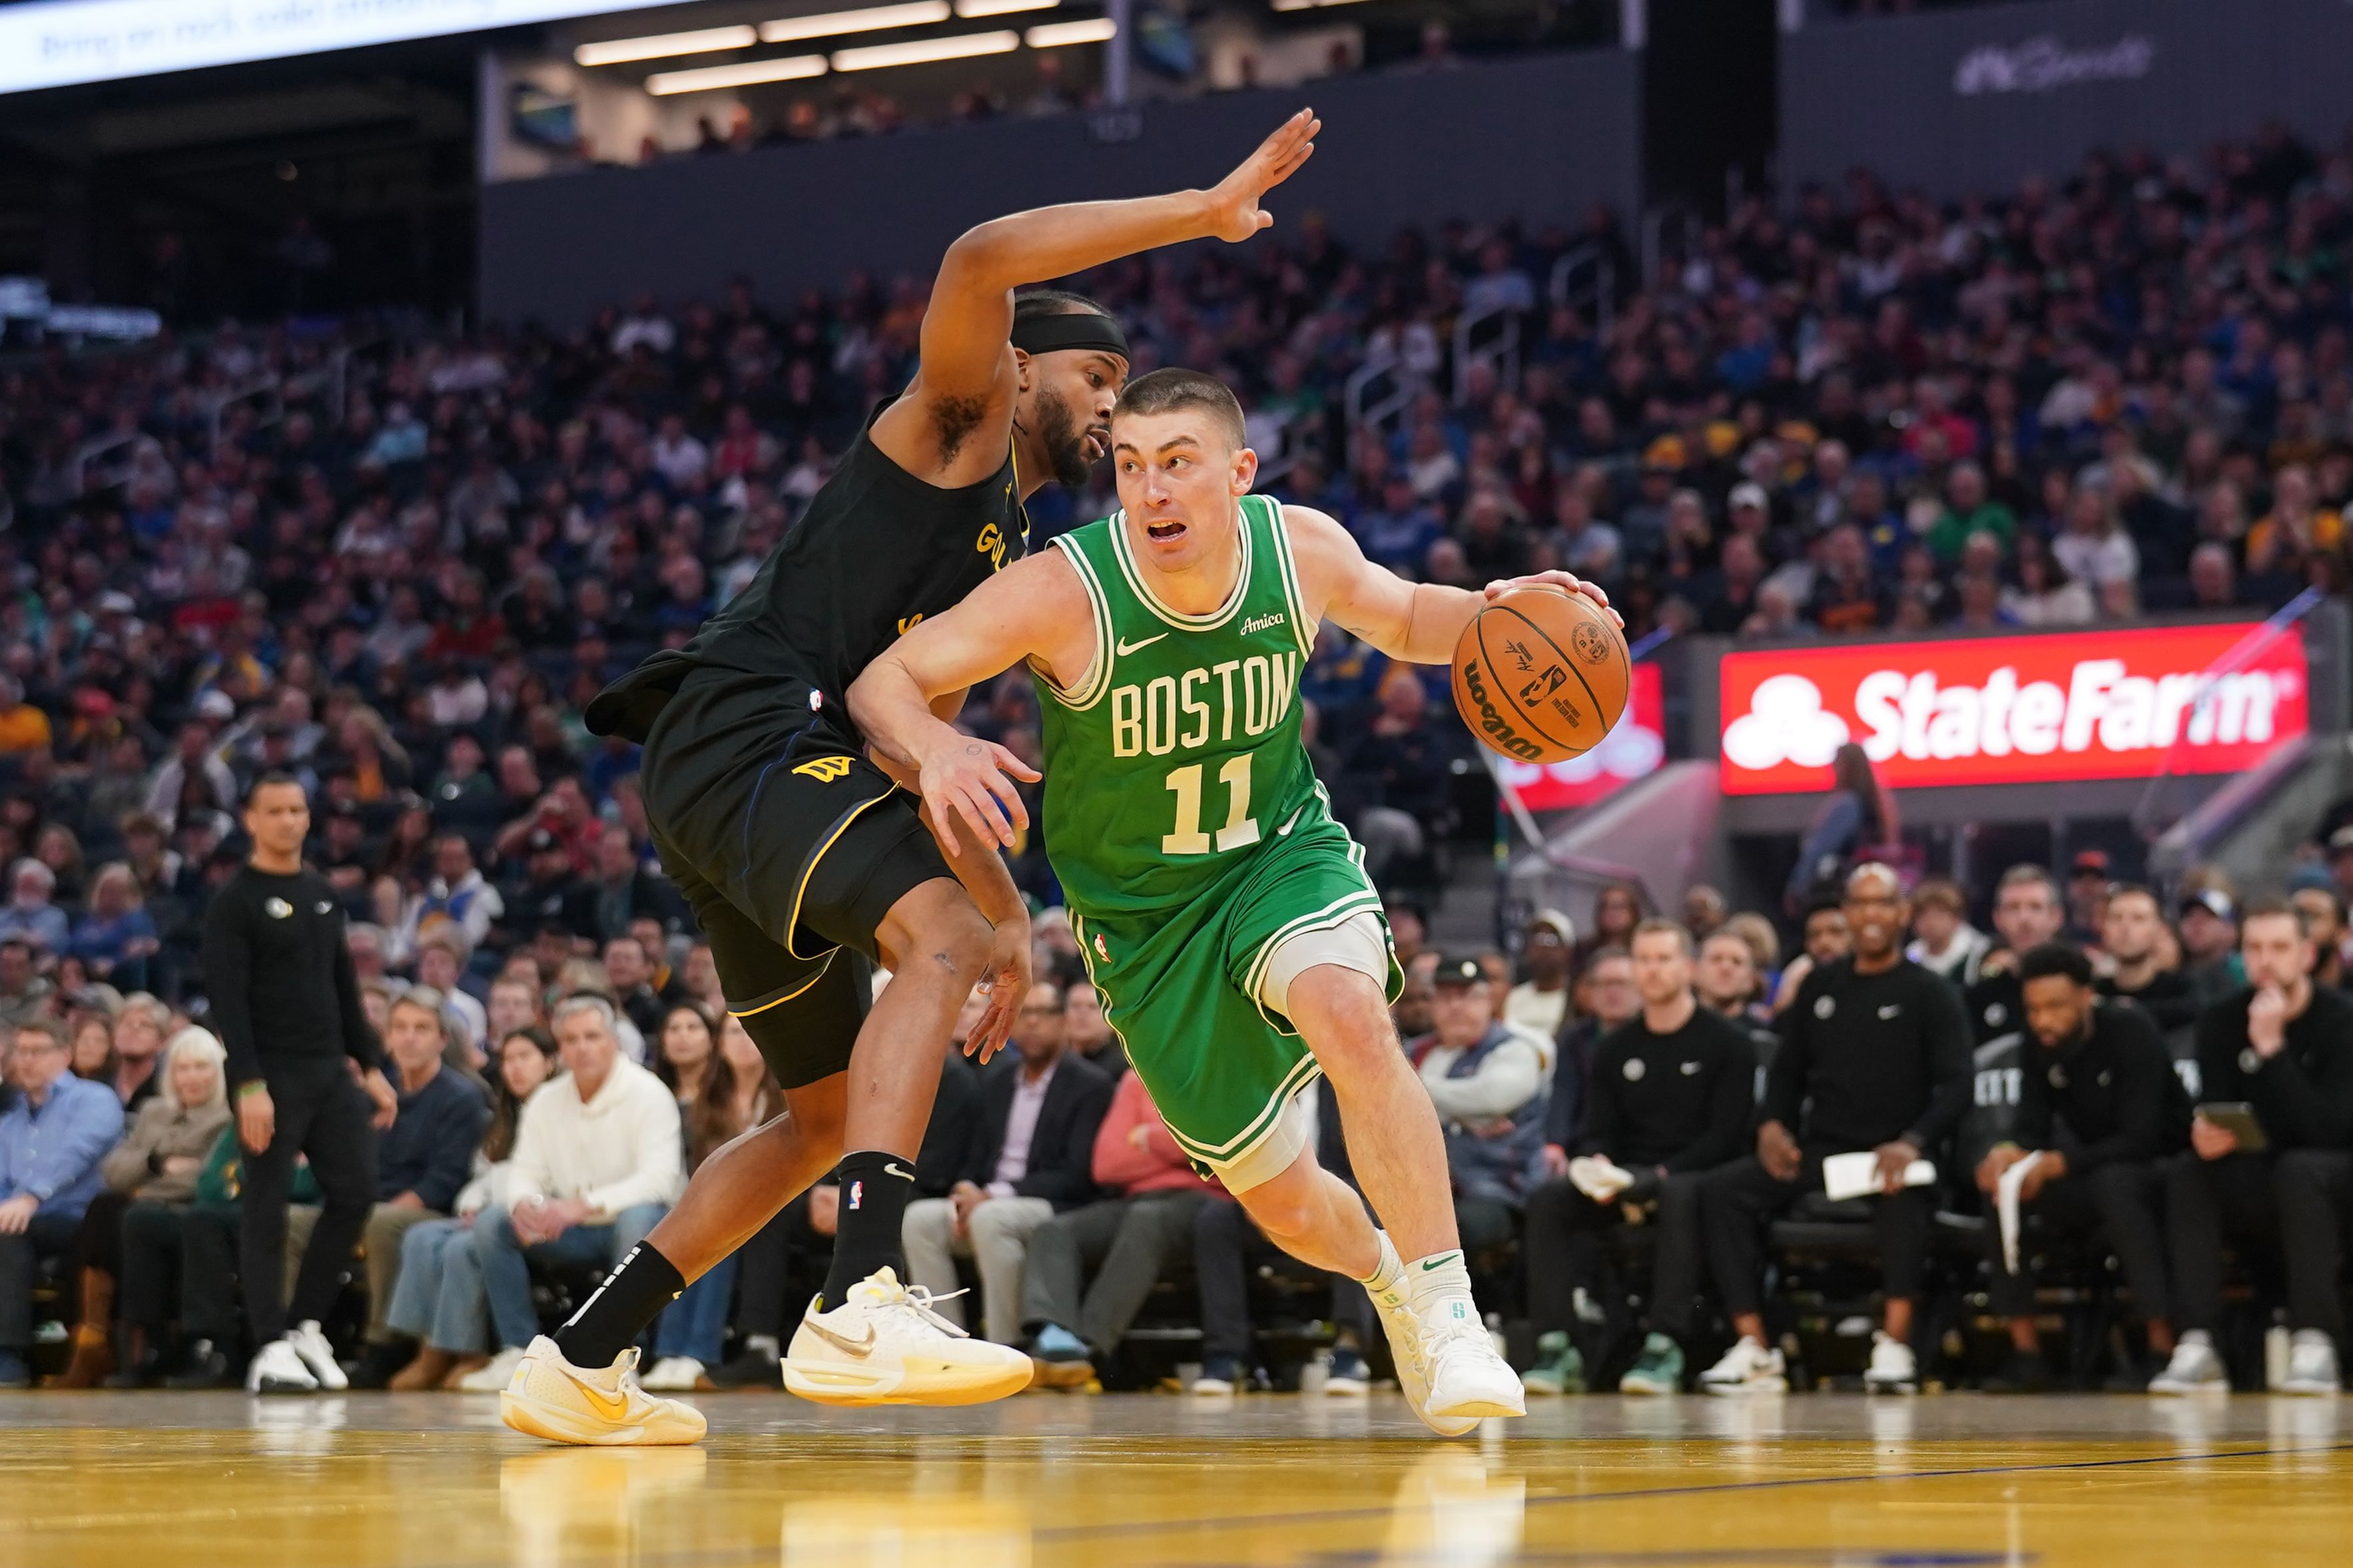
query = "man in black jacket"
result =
(2151, 900, 2353, 1396)
(199, 774, 396, 1395)
(1520, 920, 1754, 1397)
(900, 981, 1112, 1344)
(2095, 884, 2201, 1035)
(1975, 943, 2189, 1392)
(1696, 863, 1972, 1395)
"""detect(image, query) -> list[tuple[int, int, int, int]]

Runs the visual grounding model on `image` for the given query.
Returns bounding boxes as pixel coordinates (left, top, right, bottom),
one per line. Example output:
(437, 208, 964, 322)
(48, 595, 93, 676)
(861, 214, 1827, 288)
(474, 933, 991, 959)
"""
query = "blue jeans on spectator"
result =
(472, 1201, 667, 1352)
(654, 1254, 739, 1365)
(386, 1218, 487, 1353)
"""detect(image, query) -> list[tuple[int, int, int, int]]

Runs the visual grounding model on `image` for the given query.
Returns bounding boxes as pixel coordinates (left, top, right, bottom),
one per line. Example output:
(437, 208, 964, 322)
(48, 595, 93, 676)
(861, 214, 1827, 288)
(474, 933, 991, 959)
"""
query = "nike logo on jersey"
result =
(1116, 632, 1170, 656)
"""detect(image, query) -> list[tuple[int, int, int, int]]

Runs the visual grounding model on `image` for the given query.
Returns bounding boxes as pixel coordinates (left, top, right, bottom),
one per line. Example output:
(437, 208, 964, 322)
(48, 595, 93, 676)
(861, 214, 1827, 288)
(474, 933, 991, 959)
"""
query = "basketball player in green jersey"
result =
(849, 368, 1616, 1435)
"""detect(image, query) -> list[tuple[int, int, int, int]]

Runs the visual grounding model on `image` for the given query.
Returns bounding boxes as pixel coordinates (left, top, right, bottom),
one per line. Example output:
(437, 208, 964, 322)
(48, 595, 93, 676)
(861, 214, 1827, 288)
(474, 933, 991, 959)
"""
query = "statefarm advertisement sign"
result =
(1497, 661, 1665, 812)
(1718, 623, 2307, 795)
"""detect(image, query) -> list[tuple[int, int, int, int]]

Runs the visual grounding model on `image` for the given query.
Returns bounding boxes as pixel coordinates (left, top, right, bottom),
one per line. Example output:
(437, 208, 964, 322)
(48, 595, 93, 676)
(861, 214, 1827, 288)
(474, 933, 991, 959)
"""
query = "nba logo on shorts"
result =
(848, 1179, 863, 1211)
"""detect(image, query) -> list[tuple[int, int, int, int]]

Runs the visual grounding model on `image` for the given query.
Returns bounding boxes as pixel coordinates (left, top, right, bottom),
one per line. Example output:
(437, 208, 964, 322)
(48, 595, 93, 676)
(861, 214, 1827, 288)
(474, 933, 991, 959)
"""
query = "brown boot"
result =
(388, 1347, 456, 1392)
(43, 1270, 115, 1388)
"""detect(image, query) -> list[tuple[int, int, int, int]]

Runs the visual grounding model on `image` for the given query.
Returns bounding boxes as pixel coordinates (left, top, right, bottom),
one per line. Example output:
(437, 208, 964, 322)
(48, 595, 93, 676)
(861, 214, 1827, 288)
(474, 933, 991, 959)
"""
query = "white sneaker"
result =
(499, 1336, 708, 1446)
(1417, 1304, 1526, 1428)
(246, 1338, 318, 1395)
(1863, 1332, 1917, 1394)
(1189, 1368, 1237, 1396)
(2148, 1334, 2229, 1395)
(781, 1268, 1034, 1407)
(287, 1319, 348, 1392)
(1367, 1260, 1465, 1436)
(1698, 1338, 1787, 1395)
(459, 1346, 529, 1393)
(2280, 1332, 2340, 1396)
(637, 1356, 706, 1392)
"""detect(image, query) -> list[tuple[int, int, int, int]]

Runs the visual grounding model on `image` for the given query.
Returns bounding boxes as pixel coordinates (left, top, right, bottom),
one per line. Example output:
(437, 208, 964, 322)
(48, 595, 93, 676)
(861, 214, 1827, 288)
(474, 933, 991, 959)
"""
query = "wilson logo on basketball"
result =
(1460, 660, 1546, 761)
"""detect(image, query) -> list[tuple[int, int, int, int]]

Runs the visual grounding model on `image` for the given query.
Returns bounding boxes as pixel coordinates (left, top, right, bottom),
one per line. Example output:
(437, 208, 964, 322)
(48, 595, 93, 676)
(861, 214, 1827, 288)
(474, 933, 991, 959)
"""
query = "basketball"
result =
(1450, 585, 1631, 764)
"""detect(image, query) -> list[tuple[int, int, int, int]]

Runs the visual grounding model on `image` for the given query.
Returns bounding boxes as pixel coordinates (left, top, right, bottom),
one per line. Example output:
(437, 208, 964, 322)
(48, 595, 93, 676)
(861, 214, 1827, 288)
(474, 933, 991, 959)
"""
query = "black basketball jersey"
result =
(585, 415, 1028, 747)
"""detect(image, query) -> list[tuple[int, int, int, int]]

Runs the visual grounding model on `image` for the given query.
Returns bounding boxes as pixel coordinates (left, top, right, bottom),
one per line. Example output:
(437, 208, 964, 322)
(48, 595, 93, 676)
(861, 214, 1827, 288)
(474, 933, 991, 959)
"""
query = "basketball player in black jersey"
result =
(495, 110, 1321, 1444)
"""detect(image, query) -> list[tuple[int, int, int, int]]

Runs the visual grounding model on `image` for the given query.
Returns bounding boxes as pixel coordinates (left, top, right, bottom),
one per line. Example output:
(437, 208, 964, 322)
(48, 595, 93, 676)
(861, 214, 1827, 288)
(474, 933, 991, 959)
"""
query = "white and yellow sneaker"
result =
(498, 1336, 709, 1446)
(781, 1268, 1034, 1407)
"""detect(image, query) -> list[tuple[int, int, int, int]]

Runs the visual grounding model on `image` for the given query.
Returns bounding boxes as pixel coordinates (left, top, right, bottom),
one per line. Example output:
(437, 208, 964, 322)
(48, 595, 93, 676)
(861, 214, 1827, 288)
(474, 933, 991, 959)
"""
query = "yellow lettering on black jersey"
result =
(976, 521, 1008, 571)
(898, 613, 924, 635)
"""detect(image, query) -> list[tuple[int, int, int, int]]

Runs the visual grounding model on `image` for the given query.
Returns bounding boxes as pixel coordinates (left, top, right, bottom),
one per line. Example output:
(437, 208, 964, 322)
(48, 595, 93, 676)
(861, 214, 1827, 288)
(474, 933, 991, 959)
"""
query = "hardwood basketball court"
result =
(3, 1392, 2345, 1568)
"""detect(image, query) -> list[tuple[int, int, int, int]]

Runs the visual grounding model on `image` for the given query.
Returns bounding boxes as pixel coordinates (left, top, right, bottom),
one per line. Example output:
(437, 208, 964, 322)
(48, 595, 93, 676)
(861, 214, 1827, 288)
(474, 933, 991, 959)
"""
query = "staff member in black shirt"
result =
(1520, 920, 1753, 1398)
(200, 774, 395, 1394)
(1975, 943, 2190, 1392)
(1696, 863, 1972, 1395)
(2151, 899, 2353, 1396)
(1965, 865, 2066, 1046)
(2094, 884, 2201, 1035)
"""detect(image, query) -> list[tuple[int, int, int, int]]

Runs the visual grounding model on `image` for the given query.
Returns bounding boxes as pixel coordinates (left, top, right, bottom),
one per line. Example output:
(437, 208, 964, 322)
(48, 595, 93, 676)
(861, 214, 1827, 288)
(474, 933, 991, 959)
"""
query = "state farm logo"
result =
(1718, 625, 2309, 795)
(1953, 33, 2155, 96)
(1724, 674, 1848, 771)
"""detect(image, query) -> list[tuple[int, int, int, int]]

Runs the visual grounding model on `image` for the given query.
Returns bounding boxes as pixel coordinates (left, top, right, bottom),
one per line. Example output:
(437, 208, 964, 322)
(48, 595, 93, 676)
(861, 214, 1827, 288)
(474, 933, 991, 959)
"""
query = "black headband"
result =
(1010, 312, 1129, 361)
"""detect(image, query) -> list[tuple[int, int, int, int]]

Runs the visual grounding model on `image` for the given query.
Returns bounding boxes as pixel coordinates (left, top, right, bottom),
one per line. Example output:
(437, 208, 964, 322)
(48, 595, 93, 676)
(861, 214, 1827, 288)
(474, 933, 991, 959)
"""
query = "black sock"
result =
(818, 1151, 917, 1310)
(554, 1240, 685, 1368)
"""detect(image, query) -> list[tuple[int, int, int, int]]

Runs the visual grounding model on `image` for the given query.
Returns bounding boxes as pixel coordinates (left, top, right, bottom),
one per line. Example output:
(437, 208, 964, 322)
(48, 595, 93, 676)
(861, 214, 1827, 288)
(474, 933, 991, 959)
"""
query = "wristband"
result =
(238, 1081, 270, 1102)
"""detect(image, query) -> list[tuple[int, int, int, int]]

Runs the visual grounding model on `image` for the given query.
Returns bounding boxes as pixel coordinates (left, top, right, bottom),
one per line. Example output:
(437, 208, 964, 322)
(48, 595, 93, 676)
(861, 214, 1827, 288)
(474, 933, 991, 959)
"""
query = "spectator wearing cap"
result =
(0, 1017, 125, 1386)
(2177, 888, 2244, 1007)
(1974, 943, 2189, 1392)
(2096, 885, 2202, 1035)
(496, 828, 596, 952)
(1522, 920, 1754, 1397)
(1408, 955, 1550, 1271)
(1905, 879, 1990, 987)
(0, 861, 69, 953)
(1506, 911, 1575, 1039)
(2151, 900, 2353, 1396)
(2065, 850, 2112, 945)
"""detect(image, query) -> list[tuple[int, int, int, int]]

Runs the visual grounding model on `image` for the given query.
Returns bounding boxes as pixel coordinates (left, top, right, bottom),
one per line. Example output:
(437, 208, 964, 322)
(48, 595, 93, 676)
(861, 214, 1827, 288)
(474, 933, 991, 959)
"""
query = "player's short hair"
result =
(1114, 367, 1247, 451)
(2017, 941, 2093, 988)
(1630, 917, 1691, 955)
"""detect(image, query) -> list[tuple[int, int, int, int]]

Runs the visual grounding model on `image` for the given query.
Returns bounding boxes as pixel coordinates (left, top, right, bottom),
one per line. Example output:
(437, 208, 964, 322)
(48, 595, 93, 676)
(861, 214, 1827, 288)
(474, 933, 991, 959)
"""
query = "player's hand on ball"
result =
(1205, 109, 1319, 242)
(920, 736, 1041, 856)
(967, 917, 1031, 1065)
(1484, 570, 1623, 629)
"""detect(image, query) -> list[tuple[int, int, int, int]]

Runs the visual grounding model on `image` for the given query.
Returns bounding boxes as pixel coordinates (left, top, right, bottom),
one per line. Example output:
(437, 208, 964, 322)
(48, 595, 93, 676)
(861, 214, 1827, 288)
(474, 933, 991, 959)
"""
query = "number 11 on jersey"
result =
(1163, 755, 1260, 856)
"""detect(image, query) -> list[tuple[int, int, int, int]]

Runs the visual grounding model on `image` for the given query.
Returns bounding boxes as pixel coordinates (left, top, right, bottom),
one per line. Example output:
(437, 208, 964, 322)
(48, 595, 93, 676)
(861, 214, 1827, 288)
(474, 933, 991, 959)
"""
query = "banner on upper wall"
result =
(1780, 0, 2353, 200)
(1497, 660, 1664, 813)
(1717, 623, 2308, 796)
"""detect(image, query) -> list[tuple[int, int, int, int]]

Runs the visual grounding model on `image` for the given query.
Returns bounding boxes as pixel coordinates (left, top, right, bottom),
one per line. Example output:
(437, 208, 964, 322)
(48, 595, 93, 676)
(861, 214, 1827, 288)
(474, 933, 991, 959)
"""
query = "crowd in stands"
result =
(5, 119, 2353, 1392)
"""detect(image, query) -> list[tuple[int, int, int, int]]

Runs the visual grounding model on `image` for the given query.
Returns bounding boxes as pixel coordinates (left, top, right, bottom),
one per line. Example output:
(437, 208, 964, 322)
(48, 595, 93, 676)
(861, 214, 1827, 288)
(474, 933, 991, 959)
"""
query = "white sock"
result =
(2179, 1330, 2212, 1350)
(1358, 1230, 1404, 1295)
(744, 1334, 781, 1360)
(1405, 1249, 1477, 1322)
(2293, 1329, 2333, 1352)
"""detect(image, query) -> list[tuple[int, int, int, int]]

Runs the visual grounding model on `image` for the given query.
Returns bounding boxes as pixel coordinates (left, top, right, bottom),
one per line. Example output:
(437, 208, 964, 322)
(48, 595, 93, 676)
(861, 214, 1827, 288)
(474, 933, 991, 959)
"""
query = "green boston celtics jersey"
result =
(1035, 494, 1320, 919)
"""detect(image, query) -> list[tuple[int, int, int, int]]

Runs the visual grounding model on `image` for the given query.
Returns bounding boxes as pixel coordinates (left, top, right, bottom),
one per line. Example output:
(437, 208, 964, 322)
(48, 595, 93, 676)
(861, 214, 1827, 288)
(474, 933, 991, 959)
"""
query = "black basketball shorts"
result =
(639, 688, 954, 1089)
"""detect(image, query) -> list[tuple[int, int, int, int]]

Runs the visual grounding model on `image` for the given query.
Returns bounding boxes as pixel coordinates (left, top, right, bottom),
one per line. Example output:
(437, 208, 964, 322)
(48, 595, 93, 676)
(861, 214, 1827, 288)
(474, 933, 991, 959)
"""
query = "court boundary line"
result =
(1026, 1437, 2353, 1542)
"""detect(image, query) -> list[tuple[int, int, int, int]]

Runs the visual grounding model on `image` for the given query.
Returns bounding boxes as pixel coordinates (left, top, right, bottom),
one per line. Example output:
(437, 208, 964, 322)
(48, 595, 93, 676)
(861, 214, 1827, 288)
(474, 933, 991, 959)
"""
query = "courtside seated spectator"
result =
(378, 1025, 559, 1390)
(0, 1017, 126, 1386)
(903, 982, 1111, 1346)
(1692, 864, 1971, 1396)
(1522, 920, 1753, 1396)
(338, 987, 492, 1388)
(2151, 901, 2353, 1395)
(450, 995, 681, 1392)
(2096, 885, 2202, 1035)
(1023, 1064, 1220, 1388)
(50, 1026, 230, 1388)
(1410, 955, 1550, 1272)
(1975, 943, 2190, 1393)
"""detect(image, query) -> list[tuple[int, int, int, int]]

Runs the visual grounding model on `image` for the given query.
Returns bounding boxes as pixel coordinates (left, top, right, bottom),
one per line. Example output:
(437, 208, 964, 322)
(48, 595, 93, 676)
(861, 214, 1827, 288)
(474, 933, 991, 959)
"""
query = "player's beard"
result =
(1033, 386, 1100, 488)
